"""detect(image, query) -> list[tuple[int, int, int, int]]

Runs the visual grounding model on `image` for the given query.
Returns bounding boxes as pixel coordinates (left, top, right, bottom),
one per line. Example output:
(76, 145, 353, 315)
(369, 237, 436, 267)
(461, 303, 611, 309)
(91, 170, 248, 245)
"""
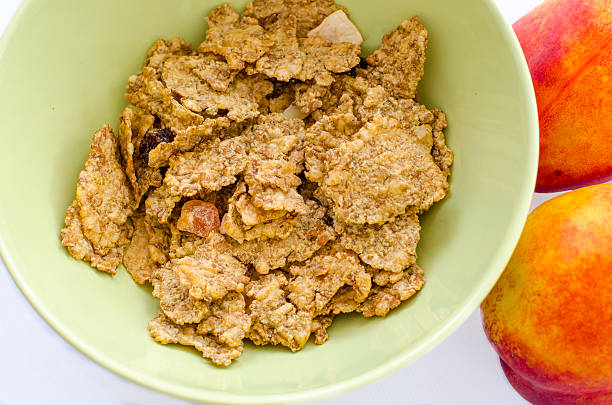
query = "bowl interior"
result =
(0, 0, 537, 403)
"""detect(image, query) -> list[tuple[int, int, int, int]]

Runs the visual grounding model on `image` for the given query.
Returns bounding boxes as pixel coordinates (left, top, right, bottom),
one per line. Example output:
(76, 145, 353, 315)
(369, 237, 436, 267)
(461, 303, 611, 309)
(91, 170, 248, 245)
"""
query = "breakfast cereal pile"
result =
(60, 0, 452, 366)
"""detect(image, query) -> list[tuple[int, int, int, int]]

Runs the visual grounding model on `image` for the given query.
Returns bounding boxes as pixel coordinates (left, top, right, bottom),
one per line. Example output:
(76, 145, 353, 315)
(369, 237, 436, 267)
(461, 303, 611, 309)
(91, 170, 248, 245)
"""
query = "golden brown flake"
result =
(172, 243, 250, 302)
(311, 314, 333, 344)
(358, 265, 425, 317)
(304, 109, 361, 183)
(248, 16, 360, 84)
(191, 53, 241, 92)
(431, 109, 453, 177)
(123, 215, 157, 284)
(145, 215, 172, 266)
(322, 116, 448, 224)
(144, 37, 194, 78)
(152, 265, 210, 325)
(287, 250, 371, 315)
(61, 201, 125, 274)
(126, 67, 231, 167)
(145, 185, 181, 224)
(162, 56, 273, 120)
(220, 183, 297, 243)
(163, 135, 247, 202)
(149, 311, 242, 366)
(196, 292, 251, 348)
(339, 208, 421, 272)
(245, 272, 313, 351)
(118, 107, 162, 206)
(229, 201, 335, 273)
(243, 0, 347, 37)
(366, 17, 428, 100)
(198, 4, 274, 70)
(61, 126, 134, 274)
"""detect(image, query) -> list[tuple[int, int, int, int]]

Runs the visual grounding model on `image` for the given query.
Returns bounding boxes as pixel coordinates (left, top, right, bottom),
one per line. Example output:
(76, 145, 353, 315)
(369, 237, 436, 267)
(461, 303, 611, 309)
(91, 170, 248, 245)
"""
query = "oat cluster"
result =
(61, 0, 453, 366)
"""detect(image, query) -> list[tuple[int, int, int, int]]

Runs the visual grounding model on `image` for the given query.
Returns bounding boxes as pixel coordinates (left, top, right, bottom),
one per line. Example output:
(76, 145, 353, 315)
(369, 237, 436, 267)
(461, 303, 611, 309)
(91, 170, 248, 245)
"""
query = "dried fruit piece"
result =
(307, 10, 363, 45)
(176, 200, 221, 238)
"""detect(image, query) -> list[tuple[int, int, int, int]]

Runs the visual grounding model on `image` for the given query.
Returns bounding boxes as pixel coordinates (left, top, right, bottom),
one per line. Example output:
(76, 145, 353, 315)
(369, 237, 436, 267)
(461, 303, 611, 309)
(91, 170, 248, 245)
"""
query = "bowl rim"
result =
(0, 0, 538, 403)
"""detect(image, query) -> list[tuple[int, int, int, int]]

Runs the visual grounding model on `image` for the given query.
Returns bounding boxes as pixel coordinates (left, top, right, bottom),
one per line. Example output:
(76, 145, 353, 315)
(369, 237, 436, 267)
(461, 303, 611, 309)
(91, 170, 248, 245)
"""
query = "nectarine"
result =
(481, 183, 612, 405)
(513, 0, 612, 192)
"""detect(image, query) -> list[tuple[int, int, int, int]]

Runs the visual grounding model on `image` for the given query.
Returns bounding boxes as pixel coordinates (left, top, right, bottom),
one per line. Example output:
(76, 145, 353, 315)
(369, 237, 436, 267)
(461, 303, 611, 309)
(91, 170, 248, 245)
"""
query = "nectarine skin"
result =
(481, 184, 612, 405)
(513, 0, 612, 192)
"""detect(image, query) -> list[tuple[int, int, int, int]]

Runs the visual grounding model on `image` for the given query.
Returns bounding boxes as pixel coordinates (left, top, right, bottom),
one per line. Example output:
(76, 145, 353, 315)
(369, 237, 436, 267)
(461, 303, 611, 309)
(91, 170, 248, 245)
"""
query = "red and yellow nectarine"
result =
(513, 0, 612, 192)
(481, 183, 612, 405)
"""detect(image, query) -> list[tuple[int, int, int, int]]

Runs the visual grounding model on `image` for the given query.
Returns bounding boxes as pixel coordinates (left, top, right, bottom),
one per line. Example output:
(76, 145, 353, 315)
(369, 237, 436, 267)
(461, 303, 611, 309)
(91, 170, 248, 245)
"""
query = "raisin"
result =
(138, 128, 175, 164)
(346, 57, 369, 78)
(176, 200, 221, 238)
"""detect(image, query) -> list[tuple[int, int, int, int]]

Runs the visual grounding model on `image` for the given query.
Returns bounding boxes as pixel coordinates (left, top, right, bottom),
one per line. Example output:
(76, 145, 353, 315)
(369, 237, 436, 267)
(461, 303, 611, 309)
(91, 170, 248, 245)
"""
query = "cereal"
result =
(431, 109, 453, 177)
(365, 17, 428, 100)
(61, 201, 125, 274)
(149, 312, 243, 366)
(339, 208, 421, 272)
(228, 201, 335, 274)
(61, 126, 134, 274)
(172, 243, 249, 301)
(162, 56, 273, 120)
(196, 292, 251, 348)
(144, 38, 194, 78)
(245, 271, 313, 351)
(286, 250, 371, 315)
(123, 215, 158, 284)
(243, 0, 347, 37)
(321, 116, 448, 224)
(358, 265, 425, 317)
(152, 265, 210, 325)
(198, 4, 273, 70)
(61, 2, 452, 365)
(118, 107, 162, 206)
(164, 136, 248, 198)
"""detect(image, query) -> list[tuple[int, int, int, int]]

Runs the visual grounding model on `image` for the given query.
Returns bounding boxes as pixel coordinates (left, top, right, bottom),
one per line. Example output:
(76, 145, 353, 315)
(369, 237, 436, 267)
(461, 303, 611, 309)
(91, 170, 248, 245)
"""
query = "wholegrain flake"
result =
(60, 1, 452, 366)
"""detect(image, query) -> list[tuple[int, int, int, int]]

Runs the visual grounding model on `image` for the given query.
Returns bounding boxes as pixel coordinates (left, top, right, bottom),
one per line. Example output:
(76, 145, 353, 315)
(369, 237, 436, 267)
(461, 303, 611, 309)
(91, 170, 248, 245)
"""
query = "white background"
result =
(0, 1, 549, 404)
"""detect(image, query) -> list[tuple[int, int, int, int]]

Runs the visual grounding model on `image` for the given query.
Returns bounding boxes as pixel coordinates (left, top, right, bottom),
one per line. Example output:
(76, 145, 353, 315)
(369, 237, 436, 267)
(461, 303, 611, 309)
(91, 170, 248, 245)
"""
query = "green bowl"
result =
(0, 0, 538, 403)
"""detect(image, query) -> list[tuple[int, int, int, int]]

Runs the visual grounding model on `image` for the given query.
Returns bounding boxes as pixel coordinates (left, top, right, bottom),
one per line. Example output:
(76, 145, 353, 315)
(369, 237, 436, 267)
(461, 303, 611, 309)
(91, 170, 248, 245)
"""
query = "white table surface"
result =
(0, 1, 548, 404)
